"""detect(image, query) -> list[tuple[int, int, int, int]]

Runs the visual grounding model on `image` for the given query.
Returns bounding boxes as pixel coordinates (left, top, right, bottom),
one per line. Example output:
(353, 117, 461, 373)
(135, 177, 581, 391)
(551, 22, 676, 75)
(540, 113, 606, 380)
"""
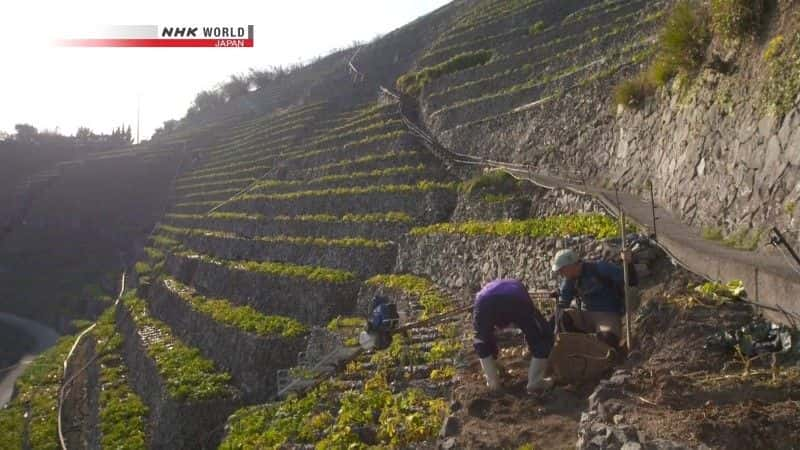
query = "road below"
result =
(0, 312, 60, 406)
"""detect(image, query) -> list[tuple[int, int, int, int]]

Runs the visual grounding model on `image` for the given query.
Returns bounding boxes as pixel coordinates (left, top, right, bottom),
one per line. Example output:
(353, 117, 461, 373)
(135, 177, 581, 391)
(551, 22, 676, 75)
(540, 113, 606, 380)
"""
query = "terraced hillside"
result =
(67, 99, 459, 448)
(405, 0, 665, 170)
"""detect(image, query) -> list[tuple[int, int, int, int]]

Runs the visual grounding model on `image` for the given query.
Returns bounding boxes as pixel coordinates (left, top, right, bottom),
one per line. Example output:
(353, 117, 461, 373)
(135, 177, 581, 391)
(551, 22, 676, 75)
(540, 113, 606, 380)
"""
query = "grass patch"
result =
(122, 294, 235, 401)
(93, 309, 149, 449)
(183, 252, 357, 284)
(164, 278, 308, 338)
(614, 75, 655, 109)
(411, 214, 630, 240)
(234, 181, 458, 202)
(366, 274, 451, 318)
(528, 20, 546, 36)
(709, 0, 762, 41)
(702, 226, 725, 241)
(397, 50, 494, 95)
(2, 335, 77, 449)
(460, 170, 520, 196)
(762, 32, 800, 116)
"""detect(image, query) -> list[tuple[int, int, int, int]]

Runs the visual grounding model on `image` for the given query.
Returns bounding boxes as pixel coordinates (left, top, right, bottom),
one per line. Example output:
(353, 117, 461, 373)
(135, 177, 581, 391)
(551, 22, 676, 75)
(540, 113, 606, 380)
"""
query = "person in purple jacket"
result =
(473, 279, 555, 393)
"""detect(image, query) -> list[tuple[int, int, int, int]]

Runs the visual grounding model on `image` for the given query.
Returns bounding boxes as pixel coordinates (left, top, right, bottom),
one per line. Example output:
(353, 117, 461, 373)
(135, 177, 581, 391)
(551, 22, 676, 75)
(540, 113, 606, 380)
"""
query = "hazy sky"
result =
(1, 0, 450, 140)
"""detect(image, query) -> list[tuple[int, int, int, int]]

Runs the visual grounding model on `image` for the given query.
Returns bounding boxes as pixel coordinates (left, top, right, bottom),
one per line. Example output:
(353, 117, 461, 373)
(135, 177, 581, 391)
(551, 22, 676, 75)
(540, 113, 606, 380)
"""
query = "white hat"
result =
(551, 249, 579, 272)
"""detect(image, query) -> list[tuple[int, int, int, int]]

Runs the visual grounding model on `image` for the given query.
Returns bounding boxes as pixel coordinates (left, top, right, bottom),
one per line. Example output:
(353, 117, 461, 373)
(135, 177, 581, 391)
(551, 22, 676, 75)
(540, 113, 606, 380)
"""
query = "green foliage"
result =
(646, 58, 679, 87)
(429, 365, 456, 381)
(123, 294, 234, 401)
(165, 278, 308, 338)
(763, 35, 785, 62)
(709, 0, 762, 41)
(693, 279, 746, 302)
(762, 32, 800, 116)
(397, 50, 494, 95)
(161, 224, 391, 249)
(366, 274, 451, 318)
(411, 214, 630, 240)
(702, 226, 724, 241)
(237, 181, 458, 202)
(529, 20, 546, 36)
(191, 254, 357, 284)
(278, 211, 414, 224)
(7, 335, 77, 449)
(659, 0, 710, 73)
(93, 309, 149, 449)
(460, 170, 520, 196)
(134, 261, 152, 278)
(426, 340, 462, 363)
(722, 228, 763, 250)
(614, 76, 655, 109)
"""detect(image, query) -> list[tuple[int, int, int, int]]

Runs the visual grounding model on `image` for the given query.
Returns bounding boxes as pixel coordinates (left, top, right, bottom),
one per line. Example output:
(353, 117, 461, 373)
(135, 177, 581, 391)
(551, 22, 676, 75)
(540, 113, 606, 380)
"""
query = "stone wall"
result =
(397, 233, 601, 293)
(173, 232, 397, 278)
(148, 280, 307, 402)
(115, 303, 240, 450)
(165, 254, 360, 325)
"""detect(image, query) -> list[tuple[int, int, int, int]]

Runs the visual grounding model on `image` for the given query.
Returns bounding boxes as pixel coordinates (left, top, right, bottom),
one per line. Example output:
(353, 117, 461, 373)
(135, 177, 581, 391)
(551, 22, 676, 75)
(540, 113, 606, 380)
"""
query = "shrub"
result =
(397, 50, 493, 95)
(529, 21, 546, 36)
(710, 0, 762, 41)
(460, 170, 520, 196)
(762, 32, 800, 116)
(659, 0, 710, 72)
(614, 76, 655, 109)
(763, 35, 785, 62)
(646, 58, 679, 87)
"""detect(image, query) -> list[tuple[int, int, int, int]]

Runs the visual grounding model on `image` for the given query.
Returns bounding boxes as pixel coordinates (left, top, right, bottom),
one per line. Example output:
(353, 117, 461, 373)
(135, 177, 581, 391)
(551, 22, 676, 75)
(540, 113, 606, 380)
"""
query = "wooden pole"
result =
(616, 192, 633, 351)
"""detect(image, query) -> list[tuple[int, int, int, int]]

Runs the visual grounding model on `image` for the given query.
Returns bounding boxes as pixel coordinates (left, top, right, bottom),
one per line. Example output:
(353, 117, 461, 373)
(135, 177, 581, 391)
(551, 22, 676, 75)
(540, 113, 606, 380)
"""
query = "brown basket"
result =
(548, 332, 615, 384)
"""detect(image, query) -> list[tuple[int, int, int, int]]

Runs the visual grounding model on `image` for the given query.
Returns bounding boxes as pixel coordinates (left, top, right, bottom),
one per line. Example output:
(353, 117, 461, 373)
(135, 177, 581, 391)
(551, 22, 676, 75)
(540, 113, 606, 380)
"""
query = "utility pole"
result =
(136, 93, 141, 145)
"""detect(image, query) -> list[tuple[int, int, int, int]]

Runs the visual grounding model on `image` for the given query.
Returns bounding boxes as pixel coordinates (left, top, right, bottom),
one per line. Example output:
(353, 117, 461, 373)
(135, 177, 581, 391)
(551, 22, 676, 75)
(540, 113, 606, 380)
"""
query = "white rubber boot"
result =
(479, 356, 501, 390)
(526, 358, 554, 393)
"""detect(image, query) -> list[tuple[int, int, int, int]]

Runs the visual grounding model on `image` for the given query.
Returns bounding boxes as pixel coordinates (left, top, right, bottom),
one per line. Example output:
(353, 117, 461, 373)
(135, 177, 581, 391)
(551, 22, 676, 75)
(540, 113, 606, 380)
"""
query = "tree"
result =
(221, 74, 251, 102)
(76, 126, 95, 141)
(14, 124, 38, 143)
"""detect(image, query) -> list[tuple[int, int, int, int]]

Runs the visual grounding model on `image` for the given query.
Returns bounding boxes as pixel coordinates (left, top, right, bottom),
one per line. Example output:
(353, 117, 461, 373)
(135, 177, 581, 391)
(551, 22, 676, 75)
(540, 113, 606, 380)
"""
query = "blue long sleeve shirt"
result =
(558, 261, 625, 313)
(473, 279, 553, 359)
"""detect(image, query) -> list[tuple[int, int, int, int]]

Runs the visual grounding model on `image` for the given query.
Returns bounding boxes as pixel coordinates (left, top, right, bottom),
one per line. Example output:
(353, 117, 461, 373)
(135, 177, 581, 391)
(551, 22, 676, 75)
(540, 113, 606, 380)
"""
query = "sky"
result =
(0, 0, 451, 141)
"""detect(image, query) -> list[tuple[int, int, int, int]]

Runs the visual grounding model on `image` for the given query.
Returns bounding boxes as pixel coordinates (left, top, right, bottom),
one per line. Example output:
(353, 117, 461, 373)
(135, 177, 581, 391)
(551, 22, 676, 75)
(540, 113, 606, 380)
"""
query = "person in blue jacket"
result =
(551, 248, 636, 349)
(473, 279, 554, 393)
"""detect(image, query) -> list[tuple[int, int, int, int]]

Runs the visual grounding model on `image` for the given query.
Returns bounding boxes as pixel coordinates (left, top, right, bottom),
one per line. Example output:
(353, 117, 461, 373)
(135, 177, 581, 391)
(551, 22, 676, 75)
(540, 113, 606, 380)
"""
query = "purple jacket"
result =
(473, 279, 553, 359)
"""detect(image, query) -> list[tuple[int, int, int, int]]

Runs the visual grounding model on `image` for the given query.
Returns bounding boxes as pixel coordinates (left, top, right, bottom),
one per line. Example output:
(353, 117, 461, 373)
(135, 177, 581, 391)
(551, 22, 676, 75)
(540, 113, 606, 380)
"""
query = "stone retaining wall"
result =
(149, 280, 307, 403)
(165, 254, 360, 325)
(115, 303, 240, 450)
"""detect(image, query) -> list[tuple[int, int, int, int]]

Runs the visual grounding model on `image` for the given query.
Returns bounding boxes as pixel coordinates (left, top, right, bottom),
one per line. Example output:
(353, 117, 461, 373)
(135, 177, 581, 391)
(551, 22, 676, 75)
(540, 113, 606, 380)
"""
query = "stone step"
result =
(148, 278, 308, 403)
(115, 295, 241, 449)
(164, 252, 360, 325)
(159, 225, 398, 278)
(163, 212, 414, 241)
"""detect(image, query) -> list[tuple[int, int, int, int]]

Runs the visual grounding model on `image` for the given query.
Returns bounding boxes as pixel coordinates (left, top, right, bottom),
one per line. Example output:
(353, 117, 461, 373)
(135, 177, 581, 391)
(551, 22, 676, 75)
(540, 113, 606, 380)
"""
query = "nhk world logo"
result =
(56, 25, 254, 47)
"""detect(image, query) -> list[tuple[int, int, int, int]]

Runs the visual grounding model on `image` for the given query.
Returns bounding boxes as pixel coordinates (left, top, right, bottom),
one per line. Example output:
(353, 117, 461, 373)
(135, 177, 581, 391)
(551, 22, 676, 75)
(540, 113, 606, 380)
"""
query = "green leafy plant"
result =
(397, 50, 494, 95)
(165, 278, 308, 338)
(411, 214, 632, 240)
(529, 20, 546, 36)
(123, 294, 235, 401)
(366, 274, 451, 318)
(709, 0, 762, 41)
(693, 279, 746, 302)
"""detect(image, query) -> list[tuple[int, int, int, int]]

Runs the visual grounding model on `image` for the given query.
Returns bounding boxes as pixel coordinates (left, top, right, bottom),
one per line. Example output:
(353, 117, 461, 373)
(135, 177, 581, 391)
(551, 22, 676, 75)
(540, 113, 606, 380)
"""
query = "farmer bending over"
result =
(473, 279, 554, 393)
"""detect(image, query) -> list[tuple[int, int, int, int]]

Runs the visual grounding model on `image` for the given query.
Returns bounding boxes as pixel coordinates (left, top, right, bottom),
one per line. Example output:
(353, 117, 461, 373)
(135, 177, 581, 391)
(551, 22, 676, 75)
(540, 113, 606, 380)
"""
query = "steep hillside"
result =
(2, 1, 800, 449)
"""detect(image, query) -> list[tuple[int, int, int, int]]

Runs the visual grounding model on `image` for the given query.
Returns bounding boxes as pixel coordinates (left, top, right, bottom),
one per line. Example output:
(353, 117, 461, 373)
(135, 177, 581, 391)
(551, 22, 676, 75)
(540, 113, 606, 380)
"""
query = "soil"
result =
(443, 258, 800, 450)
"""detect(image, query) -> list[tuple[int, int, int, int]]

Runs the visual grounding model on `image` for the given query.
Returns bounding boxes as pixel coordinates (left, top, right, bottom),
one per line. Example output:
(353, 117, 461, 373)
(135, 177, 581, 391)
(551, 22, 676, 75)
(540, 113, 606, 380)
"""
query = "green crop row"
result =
(220, 372, 446, 448)
(163, 278, 308, 338)
(280, 130, 408, 164)
(366, 274, 452, 318)
(253, 165, 429, 193)
(397, 50, 494, 95)
(306, 119, 405, 150)
(159, 224, 392, 249)
(93, 309, 149, 449)
(122, 294, 235, 401)
(301, 149, 420, 174)
(166, 211, 414, 224)
(0, 335, 76, 449)
(411, 214, 632, 239)
(233, 181, 458, 203)
(175, 177, 254, 193)
(183, 252, 358, 284)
